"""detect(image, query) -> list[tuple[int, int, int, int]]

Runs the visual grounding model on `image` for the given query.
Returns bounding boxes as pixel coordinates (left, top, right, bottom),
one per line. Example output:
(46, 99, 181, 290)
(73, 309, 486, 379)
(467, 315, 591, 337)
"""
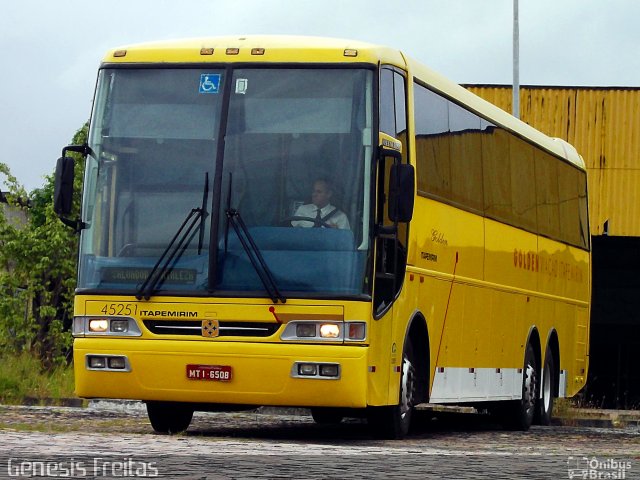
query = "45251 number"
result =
(100, 303, 138, 316)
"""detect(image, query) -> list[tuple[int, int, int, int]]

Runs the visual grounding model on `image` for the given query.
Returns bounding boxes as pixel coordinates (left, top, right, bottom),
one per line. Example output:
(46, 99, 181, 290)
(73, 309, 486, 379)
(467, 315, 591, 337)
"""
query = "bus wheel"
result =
(535, 347, 555, 426)
(367, 342, 416, 439)
(311, 408, 344, 425)
(501, 343, 538, 431)
(146, 401, 193, 434)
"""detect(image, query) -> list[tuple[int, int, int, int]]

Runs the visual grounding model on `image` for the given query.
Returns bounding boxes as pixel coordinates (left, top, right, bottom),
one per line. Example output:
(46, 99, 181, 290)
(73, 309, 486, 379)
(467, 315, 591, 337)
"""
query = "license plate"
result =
(186, 364, 232, 382)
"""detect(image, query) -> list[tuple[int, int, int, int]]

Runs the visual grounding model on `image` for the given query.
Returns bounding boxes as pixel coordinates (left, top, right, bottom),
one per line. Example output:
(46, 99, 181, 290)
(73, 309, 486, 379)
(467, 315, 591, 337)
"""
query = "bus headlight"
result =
(291, 362, 341, 379)
(110, 319, 130, 333)
(86, 354, 131, 372)
(281, 321, 367, 343)
(296, 323, 317, 337)
(319, 364, 340, 377)
(319, 323, 340, 338)
(88, 319, 109, 333)
(88, 356, 107, 369)
(73, 317, 142, 337)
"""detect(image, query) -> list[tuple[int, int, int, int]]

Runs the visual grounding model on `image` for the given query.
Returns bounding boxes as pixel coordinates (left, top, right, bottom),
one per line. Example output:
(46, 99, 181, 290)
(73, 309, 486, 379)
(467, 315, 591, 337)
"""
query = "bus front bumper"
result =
(74, 338, 369, 408)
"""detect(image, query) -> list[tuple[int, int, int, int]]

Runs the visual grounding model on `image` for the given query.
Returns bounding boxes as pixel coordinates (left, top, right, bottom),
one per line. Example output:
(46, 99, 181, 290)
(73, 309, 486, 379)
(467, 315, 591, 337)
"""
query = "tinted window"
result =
(448, 102, 483, 211)
(380, 68, 396, 136)
(415, 85, 449, 197)
(414, 84, 482, 211)
(413, 80, 588, 249)
(535, 151, 561, 239)
(508, 135, 537, 231)
(394, 72, 407, 136)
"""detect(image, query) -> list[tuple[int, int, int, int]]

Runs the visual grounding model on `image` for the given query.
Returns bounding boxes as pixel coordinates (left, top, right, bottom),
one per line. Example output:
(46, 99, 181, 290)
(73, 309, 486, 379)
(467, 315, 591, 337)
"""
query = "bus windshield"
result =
(78, 67, 374, 298)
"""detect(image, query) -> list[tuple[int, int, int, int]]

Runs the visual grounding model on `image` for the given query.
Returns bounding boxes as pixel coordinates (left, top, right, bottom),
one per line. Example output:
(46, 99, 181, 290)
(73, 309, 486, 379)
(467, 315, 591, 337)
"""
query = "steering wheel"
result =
(282, 215, 334, 229)
(117, 243, 136, 257)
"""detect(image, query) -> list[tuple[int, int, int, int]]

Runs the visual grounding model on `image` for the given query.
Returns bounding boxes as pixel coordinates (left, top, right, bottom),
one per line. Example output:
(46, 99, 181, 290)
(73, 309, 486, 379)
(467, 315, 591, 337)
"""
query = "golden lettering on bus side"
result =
(512, 249, 584, 282)
(512, 250, 539, 272)
(431, 229, 448, 246)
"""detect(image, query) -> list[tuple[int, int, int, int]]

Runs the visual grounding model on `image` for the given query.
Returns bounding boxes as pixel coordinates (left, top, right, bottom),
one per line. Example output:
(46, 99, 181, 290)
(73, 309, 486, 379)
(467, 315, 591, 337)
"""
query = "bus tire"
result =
(310, 408, 344, 425)
(535, 347, 555, 426)
(367, 342, 416, 439)
(502, 343, 538, 431)
(146, 401, 193, 434)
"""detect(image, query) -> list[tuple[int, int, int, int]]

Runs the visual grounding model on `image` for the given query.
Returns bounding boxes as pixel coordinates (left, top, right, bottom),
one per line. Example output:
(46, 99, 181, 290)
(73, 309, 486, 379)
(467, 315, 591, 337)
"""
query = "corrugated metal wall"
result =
(465, 86, 640, 236)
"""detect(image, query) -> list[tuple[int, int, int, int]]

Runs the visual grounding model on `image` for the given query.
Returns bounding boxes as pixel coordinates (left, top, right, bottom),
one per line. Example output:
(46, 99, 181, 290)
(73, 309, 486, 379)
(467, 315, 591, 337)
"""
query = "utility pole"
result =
(513, 0, 520, 119)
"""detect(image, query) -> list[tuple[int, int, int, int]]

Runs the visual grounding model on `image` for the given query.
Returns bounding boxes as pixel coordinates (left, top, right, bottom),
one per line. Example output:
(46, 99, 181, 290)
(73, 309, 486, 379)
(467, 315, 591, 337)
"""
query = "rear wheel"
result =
(367, 342, 416, 439)
(535, 347, 555, 425)
(146, 401, 194, 434)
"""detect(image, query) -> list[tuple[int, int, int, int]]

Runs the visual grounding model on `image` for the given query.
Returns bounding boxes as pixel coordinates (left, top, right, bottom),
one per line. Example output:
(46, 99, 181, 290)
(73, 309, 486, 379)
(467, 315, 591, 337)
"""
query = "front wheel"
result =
(146, 401, 194, 434)
(367, 342, 416, 439)
(310, 408, 344, 425)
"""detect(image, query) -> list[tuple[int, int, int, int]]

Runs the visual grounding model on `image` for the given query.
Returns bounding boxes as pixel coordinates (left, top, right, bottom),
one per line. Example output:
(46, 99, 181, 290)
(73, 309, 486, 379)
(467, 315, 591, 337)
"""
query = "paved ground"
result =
(0, 403, 639, 479)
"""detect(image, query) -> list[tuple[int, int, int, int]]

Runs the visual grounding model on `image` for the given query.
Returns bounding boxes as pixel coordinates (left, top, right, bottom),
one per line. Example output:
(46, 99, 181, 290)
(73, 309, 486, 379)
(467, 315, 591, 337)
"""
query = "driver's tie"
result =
(314, 208, 322, 228)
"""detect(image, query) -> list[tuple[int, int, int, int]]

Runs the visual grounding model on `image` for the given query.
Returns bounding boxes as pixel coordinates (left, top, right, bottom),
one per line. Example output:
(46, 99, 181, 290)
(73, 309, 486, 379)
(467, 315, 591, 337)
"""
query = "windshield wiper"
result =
(197, 172, 210, 254)
(225, 208, 286, 304)
(136, 173, 209, 301)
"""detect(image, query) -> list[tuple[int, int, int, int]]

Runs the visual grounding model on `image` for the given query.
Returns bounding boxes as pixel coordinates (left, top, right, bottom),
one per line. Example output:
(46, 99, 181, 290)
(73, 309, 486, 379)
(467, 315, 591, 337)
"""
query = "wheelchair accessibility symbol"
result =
(199, 74, 221, 94)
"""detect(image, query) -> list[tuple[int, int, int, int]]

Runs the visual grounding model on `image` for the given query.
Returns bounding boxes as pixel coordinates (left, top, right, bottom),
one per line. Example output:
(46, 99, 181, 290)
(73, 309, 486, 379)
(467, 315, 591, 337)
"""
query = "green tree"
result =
(0, 123, 87, 369)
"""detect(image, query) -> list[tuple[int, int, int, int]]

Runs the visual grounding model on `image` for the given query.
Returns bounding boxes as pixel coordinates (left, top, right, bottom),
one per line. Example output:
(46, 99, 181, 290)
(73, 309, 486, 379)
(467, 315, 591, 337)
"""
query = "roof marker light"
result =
(344, 49, 358, 57)
(113, 50, 127, 58)
(200, 48, 214, 55)
(226, 48, 240, 55)
(251, 48, 265, 55)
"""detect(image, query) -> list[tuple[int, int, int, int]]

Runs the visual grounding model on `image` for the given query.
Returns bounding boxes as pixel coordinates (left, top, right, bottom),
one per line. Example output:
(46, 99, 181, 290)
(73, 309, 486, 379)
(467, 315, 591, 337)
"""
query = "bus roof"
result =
(103, 35, 405, 67)
(103, 35, 584, 170)
(404, 55, 586, 170)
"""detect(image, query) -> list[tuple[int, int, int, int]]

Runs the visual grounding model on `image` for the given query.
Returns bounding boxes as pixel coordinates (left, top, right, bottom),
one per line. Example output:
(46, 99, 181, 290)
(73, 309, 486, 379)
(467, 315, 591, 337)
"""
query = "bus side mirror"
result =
(388, 163, 414, 223)
(54, 156, 75, 216)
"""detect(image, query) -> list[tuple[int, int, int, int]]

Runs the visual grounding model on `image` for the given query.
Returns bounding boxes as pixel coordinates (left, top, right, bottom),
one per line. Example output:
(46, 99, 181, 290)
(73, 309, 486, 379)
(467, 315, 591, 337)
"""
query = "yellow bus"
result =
(55, 36, 590, 439)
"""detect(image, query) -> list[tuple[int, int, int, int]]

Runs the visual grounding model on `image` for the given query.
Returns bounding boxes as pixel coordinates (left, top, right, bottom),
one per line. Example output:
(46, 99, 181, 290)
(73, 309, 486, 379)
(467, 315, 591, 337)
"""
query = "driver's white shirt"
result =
(291, 203, 350, 230)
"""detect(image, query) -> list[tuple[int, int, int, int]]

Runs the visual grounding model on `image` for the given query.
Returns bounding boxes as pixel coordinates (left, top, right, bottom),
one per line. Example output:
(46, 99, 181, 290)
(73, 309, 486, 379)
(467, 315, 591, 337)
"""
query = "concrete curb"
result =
(552, 408, 640, 429)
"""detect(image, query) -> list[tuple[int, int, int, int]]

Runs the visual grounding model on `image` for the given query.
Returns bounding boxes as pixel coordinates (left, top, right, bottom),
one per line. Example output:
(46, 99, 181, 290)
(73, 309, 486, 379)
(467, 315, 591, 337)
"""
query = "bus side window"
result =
(375, 67, 409, 315)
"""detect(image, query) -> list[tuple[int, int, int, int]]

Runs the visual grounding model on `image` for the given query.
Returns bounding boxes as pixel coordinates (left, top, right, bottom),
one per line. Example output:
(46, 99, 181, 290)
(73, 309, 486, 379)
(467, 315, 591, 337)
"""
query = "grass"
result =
(0, 421, 77, 433)
(552, 398, 575, 419)
(0, 417, 147, 434)
(0, 352, 76, 405)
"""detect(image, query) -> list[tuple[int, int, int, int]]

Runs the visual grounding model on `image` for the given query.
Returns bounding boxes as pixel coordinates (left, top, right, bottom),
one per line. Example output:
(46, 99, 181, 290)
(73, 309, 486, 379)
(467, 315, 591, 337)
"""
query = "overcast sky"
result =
(2, 0, 639, 192)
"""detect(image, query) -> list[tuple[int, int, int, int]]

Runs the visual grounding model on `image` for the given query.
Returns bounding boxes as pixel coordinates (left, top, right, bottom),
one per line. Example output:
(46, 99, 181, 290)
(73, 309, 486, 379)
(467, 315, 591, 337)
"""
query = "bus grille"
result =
(143, 320, 280, 337)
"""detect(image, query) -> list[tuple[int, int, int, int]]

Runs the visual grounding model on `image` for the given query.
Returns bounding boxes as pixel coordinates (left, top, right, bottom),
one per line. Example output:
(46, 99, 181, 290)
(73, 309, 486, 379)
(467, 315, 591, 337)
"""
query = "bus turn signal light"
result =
(347, 322, 366, 341)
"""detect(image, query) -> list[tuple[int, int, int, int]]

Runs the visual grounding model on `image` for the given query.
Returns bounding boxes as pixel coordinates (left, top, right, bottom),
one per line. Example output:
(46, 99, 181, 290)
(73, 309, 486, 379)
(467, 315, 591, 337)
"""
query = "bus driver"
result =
(291, 179, 350, 230)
